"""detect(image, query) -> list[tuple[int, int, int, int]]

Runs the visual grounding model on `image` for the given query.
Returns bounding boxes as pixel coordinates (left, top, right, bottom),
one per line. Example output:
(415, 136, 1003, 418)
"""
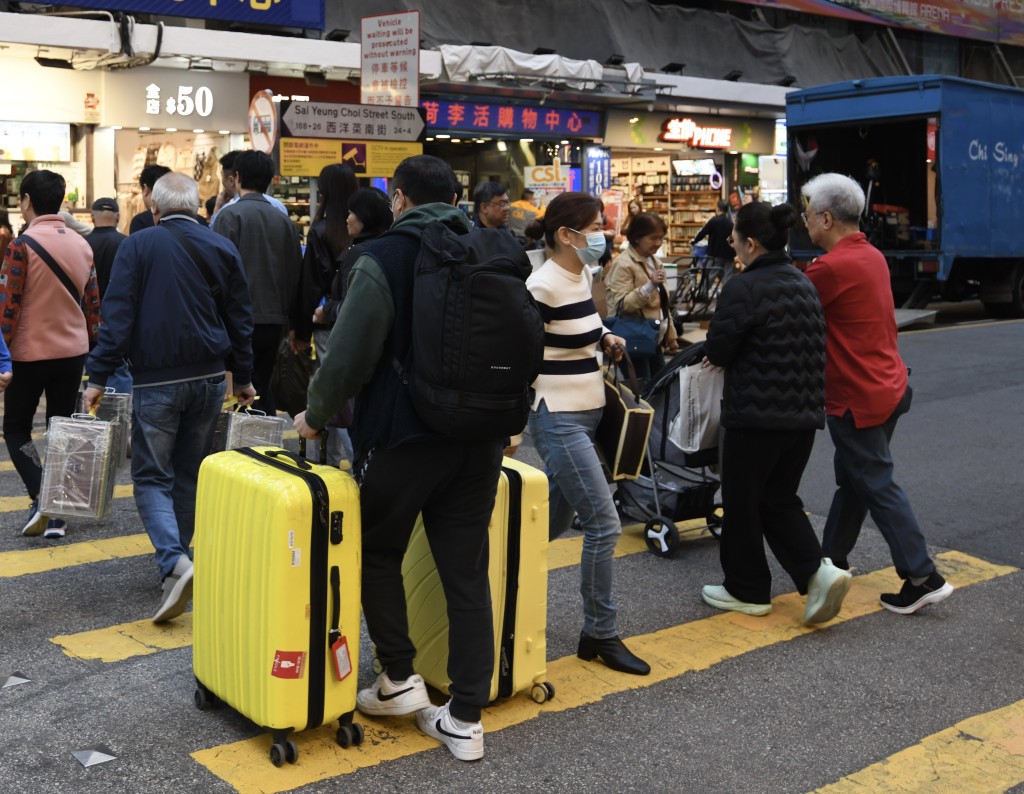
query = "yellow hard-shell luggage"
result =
(192, 446, 362, 767)
(401, 458, 554, 704)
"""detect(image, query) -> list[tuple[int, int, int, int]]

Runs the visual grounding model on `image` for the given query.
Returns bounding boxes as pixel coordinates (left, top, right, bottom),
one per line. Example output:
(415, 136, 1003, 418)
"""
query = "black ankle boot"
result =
(577, 633, 651, 676)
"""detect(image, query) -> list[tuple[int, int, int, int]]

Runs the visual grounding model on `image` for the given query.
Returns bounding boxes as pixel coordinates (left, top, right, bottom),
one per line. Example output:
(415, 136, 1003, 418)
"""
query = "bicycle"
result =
(671, 256, 724, 324)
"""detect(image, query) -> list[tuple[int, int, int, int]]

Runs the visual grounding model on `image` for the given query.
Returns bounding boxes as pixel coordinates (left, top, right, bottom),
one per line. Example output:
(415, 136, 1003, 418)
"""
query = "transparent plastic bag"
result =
(210, 407, 287, 453)
(38, 414, 117, 519)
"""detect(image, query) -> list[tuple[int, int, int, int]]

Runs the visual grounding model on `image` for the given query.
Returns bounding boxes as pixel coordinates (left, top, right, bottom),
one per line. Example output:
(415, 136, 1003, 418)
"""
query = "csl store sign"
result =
(52, 0, 324, 29)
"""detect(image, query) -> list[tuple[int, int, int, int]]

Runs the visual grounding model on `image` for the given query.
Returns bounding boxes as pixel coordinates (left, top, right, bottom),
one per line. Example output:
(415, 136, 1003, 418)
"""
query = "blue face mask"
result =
(570, 229, 606, 264)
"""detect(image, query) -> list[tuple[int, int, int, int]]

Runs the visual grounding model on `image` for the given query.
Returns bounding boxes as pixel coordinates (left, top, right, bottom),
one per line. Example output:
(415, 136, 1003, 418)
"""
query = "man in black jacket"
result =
(87, 197, 131, 393)
(84, 172, 256, 623)
(693, 199, 736, 286)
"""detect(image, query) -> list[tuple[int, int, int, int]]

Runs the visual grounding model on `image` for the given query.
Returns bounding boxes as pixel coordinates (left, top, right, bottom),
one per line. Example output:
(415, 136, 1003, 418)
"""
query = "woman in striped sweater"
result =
(526, 192, 650, 676)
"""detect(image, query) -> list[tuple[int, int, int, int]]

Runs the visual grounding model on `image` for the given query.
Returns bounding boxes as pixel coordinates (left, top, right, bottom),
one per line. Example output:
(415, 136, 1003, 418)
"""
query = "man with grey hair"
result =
(84, 171, 256, 623)
(801, 172, 953, 615)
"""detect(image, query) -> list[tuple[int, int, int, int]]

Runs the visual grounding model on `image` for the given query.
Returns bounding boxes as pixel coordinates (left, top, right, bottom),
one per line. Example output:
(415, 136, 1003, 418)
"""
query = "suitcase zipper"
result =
(235, 447, 331, 731)
(498, 465, 523, 699)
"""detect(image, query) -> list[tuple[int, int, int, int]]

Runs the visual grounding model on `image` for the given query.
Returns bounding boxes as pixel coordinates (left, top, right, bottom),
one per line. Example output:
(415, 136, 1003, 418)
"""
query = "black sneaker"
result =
(880, 571, 954, 615)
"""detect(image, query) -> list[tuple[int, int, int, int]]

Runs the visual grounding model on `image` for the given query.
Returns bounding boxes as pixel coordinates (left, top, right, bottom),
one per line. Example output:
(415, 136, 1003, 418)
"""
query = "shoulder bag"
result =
(595, 348, 655, 481)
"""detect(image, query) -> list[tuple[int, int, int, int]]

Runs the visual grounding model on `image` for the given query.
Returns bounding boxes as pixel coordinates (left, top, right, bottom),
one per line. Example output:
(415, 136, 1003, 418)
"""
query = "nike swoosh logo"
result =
(377, 686, 414, 702)
(435, 719, 472, 741)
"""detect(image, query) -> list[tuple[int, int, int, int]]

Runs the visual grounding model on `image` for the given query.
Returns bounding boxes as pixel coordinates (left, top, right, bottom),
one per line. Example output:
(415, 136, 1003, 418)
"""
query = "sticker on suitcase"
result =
(271, 650, 306, 679)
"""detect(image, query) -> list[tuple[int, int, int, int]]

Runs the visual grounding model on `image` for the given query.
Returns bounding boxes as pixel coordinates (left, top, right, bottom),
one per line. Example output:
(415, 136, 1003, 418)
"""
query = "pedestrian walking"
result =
(801, 172, 954, 615)
(87, 197, 131, 393)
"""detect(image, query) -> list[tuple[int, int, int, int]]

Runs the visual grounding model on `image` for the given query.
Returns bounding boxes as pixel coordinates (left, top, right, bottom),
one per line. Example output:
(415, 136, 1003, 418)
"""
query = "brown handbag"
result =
(595, 348, 655, 481)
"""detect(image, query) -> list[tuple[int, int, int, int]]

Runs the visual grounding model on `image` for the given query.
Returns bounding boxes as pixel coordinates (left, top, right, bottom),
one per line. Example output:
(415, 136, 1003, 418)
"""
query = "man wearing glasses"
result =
(800, 172, 953, 617)
(472, 182, 511, 231)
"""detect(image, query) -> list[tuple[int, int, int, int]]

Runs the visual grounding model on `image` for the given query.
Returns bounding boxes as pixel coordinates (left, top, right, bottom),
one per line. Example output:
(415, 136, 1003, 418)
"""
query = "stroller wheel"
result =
(644, 517, 680, 558)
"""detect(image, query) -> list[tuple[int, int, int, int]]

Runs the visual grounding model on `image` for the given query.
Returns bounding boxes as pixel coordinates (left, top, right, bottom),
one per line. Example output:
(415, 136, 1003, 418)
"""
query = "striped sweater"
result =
(527, 259, 608, 413)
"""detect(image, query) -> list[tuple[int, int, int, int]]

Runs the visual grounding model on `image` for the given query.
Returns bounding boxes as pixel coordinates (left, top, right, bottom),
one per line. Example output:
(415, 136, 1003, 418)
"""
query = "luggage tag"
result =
(330, 633, 352, 682)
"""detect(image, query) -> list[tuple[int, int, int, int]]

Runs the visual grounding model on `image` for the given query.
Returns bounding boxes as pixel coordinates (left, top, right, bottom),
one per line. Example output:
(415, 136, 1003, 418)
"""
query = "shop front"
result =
(99, 67, 251, 232)
(603, 110, 777, 257)
(419, 96, 605, 216)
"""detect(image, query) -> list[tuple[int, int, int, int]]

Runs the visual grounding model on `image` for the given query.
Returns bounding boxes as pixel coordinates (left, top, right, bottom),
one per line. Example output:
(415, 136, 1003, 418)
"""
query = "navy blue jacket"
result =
(87, 214, 254, 388)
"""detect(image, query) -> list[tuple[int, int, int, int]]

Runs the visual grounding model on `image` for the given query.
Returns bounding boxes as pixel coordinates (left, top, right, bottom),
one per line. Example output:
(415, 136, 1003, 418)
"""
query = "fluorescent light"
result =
(451, 138, 462, 143)
(521, 138, 534, 143)
(425, 137, 434, 142)
(560, 139, 569, 144)
(193, 129, 204, 133)
(167, 128, 178, 132)
(436, 133, 451, 139)
(218, 130, 230, 135)
(496, 140, 508, 152)
(139, 126, 151, 131)
(654, 147, 663, 151)
(729, 150, 739, 154)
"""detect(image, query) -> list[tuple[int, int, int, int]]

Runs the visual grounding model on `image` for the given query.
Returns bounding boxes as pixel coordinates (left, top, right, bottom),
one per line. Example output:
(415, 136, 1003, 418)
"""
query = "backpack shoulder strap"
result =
(19, 234, 81, 304)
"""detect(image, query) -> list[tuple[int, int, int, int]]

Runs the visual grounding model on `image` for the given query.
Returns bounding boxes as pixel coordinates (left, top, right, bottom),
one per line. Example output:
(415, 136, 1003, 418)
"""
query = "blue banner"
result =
(421, 99, 603, 139)
(583, 146, 611, 196)
(53, 0, 324, 29)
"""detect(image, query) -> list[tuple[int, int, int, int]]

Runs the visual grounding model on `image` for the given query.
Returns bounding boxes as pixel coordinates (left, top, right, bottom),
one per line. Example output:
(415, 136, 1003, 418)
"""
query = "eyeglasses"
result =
(487, 200, 511, 209)
(801, 210, 826, 225)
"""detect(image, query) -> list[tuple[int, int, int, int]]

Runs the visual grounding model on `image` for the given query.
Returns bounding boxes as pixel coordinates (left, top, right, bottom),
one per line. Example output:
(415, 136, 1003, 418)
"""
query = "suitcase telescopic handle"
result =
(296, 431, 329, 466)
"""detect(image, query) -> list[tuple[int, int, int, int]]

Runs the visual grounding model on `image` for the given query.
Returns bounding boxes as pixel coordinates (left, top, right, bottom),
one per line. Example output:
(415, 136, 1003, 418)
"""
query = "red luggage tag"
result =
(331, 635, 352, 682)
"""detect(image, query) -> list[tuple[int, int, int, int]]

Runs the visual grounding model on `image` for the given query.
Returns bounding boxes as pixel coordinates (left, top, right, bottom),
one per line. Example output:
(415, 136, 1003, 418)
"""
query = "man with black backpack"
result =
(294, 155, 542, 762)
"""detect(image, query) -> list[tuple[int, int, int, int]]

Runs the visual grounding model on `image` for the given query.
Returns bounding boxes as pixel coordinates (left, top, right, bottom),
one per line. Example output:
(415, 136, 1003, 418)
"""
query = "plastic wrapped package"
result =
(210, 408, 288, 453)
(82, 388, 132, 469)
(39, 415, 117, 519)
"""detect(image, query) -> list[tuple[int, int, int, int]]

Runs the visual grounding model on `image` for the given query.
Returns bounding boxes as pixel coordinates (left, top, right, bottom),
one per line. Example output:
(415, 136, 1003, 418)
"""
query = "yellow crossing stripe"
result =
(815, 698, 1024, 793)
(189, 551, 1015, 793)
(0, 533, 153, 578)
(48, 523, 715, 662)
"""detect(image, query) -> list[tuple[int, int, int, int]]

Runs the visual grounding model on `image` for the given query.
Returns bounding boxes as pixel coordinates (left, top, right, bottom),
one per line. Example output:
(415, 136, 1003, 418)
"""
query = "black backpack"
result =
(393, 221, 544, 441)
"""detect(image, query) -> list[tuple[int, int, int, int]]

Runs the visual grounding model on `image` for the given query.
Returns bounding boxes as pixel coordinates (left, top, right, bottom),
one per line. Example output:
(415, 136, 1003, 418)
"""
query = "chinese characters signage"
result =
(102, 68, 248, 130)
(49, 0, 324, 29)
(361, 11, 420, 107)
(660, 118, 733, 148)
(280, 137, 422, 177)
(422, 100, 604, 138)
(584, 146, 612, 196)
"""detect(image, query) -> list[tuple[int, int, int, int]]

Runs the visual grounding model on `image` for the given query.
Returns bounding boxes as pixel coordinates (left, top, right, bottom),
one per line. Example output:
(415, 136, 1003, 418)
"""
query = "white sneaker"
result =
(415, 700, 484, 762)
(356, 672, 431, 717)
(152, 555, 194, 623)
(804, 558, 853, 625)
(701, 584, 772, 616)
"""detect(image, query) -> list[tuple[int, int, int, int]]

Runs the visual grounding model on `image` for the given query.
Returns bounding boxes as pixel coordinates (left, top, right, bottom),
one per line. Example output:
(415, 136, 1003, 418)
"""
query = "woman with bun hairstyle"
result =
(526, 191, 651, 676)
(700, 202, 852, 625)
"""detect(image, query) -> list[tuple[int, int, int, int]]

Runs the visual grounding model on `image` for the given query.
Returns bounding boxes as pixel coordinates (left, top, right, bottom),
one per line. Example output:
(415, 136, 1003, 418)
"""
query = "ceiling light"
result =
(218, 130, 230, 135)
(139, 127, 151, 131)
(451, 138, 462, 143)
(193, 129, 204, 134)
(560, 139, 569, 144)
(436, 133, 451, 139)
(496, 140, 508, 152)
(167, 128, 178, 132)
(425, 137, 434, 142)
(521, 138, 534, 143)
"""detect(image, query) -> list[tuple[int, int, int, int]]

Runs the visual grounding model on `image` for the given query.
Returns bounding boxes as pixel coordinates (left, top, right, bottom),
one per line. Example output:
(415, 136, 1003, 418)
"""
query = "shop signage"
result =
(50, 0, 325, 29)
(249, 90, 278, 155)
(583, 146, 612, 196)
(279, 137, 422, 177)
(102, 69, 248, 130)
(422, 100, 603, 138)
(280, 101, 426, 142)
(660, 118, 733, 148)
(0, 122, 72, 162)
(361, 11, 420, 107)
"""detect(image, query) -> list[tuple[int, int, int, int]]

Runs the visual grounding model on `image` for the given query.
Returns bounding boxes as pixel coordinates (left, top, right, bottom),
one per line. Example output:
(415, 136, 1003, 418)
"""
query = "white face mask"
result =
(570, 229, 606, 264)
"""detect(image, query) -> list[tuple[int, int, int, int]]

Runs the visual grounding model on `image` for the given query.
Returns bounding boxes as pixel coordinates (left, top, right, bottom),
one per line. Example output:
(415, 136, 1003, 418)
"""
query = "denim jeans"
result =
(822, 385, 935, 580)
(131, 376, 226, 579)
(528, 402, 621, 639)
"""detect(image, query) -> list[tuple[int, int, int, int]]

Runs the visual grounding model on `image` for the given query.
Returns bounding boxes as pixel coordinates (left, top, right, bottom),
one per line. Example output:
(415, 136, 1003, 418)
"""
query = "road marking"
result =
(190, 551, 1015, 793)
(48, 523, 713, 662)
(0, 484, 134, 514)
(904, 317, 1024, 335)
(815, 698, 1024, 794)
(0, 533, 152, 578)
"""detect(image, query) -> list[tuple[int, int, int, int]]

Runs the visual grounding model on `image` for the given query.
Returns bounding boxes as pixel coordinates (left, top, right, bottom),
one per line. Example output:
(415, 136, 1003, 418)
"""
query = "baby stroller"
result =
(614, 342, 723, 557)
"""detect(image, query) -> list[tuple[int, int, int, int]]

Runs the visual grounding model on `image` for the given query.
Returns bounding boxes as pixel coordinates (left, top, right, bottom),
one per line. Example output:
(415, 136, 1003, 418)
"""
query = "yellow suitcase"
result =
(401, 458, 554, 704)
(192, 446, 362, 767)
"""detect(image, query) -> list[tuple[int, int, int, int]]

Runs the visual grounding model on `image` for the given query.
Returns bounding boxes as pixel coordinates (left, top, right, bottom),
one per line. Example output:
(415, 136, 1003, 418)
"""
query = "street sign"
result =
(361, 11, 420, 107)
(279, 101, 425, 142)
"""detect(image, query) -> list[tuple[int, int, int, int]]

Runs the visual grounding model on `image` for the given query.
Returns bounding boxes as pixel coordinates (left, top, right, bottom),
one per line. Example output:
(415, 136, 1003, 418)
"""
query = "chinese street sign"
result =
(361, 11, 420, 107)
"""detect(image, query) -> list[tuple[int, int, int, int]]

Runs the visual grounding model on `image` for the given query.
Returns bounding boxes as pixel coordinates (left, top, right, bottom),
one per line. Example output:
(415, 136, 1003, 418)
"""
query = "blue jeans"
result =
(529, 402, 620, 639)
(131, 376, 226, 579)
(822, 385, 935, 580)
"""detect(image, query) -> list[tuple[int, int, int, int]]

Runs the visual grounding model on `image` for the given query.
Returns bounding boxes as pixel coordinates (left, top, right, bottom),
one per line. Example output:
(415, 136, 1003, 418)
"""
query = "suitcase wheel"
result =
(269, 739, 298, 767)
(336, 722, 364, 749)
(644, 517, 680, 558)
(531, 681, 555, 704)
(193, 685, 218, 711)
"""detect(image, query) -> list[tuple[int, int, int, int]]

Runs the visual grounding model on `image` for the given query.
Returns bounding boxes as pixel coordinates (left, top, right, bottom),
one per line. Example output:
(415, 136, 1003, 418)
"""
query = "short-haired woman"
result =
(605, 212, 679, 380)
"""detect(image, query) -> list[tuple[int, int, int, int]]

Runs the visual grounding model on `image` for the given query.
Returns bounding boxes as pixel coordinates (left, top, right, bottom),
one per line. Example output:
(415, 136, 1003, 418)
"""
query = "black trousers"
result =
(359, 438, 503, 723)
(719, 427, 822, 604)
(3, 355, 87, 499)
(250, 323, 282, 416)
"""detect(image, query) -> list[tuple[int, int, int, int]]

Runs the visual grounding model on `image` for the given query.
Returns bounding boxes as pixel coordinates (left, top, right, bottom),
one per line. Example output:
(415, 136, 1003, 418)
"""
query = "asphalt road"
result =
(1, 310, 1022, 793)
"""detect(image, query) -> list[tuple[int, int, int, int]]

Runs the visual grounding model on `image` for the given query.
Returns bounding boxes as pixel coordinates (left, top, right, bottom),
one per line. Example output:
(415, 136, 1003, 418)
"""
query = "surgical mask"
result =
(569, 229, 606, 264)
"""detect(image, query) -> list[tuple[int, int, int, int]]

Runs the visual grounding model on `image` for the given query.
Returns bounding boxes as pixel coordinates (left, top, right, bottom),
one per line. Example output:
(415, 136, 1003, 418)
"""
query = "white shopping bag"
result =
(669, 363, 724, 454)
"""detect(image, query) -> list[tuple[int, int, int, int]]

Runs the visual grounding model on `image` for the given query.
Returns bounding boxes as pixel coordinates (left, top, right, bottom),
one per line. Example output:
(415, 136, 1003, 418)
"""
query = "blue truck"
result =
(786, 75, 1024, 317)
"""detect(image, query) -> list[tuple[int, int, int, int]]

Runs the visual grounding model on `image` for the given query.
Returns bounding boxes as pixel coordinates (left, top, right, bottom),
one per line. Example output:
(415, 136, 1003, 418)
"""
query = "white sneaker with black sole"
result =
(43, 519, 67, 539)
(356, 672, 431, 717)
(152, 555, 194, 623)
(21, 501, 47, 537)
(415, 700, 484, 762)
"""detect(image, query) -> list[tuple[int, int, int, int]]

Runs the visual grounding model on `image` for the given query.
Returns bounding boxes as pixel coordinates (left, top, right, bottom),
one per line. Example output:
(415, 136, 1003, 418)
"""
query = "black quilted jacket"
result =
(703, 250, 826, 431)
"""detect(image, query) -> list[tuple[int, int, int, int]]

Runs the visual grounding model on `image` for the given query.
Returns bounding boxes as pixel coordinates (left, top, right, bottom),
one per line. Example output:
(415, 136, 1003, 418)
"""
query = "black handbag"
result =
(595, 349, 655, 481)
